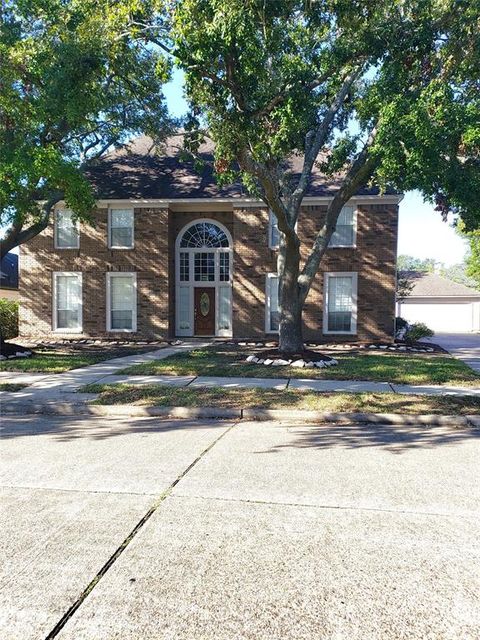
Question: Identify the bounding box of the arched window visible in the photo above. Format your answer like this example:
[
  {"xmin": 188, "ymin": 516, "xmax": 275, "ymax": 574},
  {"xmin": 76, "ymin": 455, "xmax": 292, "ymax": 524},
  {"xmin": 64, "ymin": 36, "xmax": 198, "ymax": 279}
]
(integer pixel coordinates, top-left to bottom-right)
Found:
[{"xmin": 180, "ymin": 222, "xmax": 229, "ymax": 248}]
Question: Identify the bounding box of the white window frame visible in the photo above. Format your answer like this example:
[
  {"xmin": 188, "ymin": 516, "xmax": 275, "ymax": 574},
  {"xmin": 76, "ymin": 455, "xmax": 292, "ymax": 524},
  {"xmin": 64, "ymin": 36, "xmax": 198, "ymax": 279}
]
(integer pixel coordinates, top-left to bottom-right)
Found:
[
  {"xmin": 106, "ymin": 272, "xmax": 137, "ymax": 332},
  {"xmin": 54, "ymin": 209, "xmax": 80, "ymax": 249},
  {"xmin": 52, "ymin": 271, "xmax": 83, "ymax": 333},
  {"xmin": 323, "ymin": 272, "xmax": 358, "ymax": 335},
  {"xmin": 265, "ymin": 272, "xmax": 280, "ymax": 333},
  {"xmin": 108, "ymin": 208, "xmax": 135, "ymax": 249},
  {"xmin": 268, "ymin": 210, "xmax": 280, "ymax": 249},
  {"xmin": 328, "ymin": 205, "xmax": 357, "ymax": 248}
]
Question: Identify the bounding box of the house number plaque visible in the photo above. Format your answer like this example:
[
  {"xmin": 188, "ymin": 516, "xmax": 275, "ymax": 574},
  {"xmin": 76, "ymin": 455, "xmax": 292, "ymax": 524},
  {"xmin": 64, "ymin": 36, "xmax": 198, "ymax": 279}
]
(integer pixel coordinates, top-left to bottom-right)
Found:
[{"xmin": 200, "ymin": 292, "xmax": 210, "ymax": 316}]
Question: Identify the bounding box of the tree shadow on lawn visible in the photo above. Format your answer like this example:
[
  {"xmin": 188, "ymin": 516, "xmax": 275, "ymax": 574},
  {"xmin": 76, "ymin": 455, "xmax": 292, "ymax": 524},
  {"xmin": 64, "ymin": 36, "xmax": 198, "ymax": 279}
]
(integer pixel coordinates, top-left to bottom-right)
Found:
[
  {"xmin": 263, "ymin": 420, "xmax": 480, "ymax": 455},
  {"xmin": 0, "ymin": 414, "xmax": 230, "ymax": 442}
]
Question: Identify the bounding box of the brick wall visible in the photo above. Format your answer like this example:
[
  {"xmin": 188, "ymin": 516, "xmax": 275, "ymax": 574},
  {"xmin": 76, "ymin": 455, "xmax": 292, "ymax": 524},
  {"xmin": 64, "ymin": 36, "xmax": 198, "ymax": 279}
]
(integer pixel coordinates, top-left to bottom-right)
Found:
[
  {"xmin": 19, "ymin": 201, "xmax": 398, "ymax": 342},
  {"xmin": 20, "ymin": 207, "xmax": 169, "ymax": 339}
]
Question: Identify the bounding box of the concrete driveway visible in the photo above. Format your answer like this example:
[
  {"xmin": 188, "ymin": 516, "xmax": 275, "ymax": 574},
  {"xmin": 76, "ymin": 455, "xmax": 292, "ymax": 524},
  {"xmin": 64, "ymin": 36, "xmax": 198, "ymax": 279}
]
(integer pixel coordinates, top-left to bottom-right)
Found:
[
  {"xmin": 424, "ymin": 332, "xmax": 480, "ymax": 373},
  {"xmin": 1, "ymin": 415, "xmax": 479, "ymax": 640}
]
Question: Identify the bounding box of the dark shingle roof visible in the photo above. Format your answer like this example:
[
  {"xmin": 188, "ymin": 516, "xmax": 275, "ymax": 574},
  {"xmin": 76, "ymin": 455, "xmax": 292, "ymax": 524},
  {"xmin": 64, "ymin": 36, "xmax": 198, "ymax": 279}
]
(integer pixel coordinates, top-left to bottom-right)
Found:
[
  {"xmin": 401, "ymin": 271, "xmax": 480, "ymax": 297},
  {"xmin": 84, "ymin": 135, "xmax": 393, "ymax": 200},
  {"xmin": 0, "ymin": 252, "xmax": 18, "ymax": 290}
]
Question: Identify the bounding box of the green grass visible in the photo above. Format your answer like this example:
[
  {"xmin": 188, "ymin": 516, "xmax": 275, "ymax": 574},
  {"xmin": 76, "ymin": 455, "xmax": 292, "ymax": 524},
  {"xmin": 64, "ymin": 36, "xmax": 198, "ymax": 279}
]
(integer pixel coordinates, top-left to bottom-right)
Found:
[
  {"xmin": 81, "ymin": 383, "xmax": 480, "ymax": 415},
  {"xmin": 0, "ymin": 345, "xmax": 159, "ymax": 373},
  {"xmin": 0, "ymin": 383, "xmax": 28, "ymax": 392},
  {"xmin": 120, "ymin": 346, "xmax": 480, "ymax": 387}
]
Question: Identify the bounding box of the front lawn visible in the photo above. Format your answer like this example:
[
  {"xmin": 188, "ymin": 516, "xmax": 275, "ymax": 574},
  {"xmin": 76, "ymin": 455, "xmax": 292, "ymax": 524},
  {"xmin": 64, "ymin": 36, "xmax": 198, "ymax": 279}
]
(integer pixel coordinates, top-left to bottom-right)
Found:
[
  {"xmin": 82, "ymin": 383, "xmax": 480, "ymax": 415},
  {"xmin": 120, "ymin": 346, "xmax": 480, "ymax": 387},
  {"xmin": 0, "ymin": 383, "xmax": 28, "ymax": 392},
  {"xmin": 0, "ymin": 344, "xmax": 160, "ymax": 374}
]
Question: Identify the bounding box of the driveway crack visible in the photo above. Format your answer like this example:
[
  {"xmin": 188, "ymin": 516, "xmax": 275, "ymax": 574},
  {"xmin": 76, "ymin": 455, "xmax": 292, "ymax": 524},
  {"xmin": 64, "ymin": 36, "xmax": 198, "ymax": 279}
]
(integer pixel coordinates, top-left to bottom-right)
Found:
[{"xmin": 43, "ymin": 420, "xmax": 239, "ymax": 640}]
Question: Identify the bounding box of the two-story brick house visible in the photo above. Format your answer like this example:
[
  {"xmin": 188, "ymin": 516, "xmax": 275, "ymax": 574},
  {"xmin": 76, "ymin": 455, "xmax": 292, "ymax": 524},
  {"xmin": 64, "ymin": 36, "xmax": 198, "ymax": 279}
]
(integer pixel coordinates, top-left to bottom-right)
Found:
[{"xmin": 19, "ymin": 136, "xmax": 400, "ymax": 342}]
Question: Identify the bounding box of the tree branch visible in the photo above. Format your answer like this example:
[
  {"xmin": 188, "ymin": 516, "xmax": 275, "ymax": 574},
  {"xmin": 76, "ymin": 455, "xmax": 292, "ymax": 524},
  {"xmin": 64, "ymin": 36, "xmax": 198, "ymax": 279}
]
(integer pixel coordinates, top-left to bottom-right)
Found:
[
  {"xmin": 288, "ymin": 68, "xmax": 362, "ymax": 217},
  {"xmin": 298, "ymin": 125, "xmax": 379, "ymax": 301}
]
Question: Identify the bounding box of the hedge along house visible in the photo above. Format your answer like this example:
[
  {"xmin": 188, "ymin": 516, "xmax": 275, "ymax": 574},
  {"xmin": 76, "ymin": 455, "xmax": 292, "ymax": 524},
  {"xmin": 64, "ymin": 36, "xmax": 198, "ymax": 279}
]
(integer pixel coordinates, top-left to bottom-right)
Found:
[{"xmin": 19, "ymin": 136, "xmax": 401, "ymax": 342}]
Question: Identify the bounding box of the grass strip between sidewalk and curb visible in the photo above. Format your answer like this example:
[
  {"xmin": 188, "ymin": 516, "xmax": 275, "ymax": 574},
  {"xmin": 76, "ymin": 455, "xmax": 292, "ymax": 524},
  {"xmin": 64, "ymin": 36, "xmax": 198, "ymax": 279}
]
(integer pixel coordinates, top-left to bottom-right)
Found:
[
  {"xmin": 81, "ymin": 383, "xmax": 480, "ymax": 416},
  {"xmin": 119, "ymin": 347, "xmax": 480, "ymax": 387},
  {"xmin": 0, "ymin": 383, "xmax": 28, "ymax": 392}
]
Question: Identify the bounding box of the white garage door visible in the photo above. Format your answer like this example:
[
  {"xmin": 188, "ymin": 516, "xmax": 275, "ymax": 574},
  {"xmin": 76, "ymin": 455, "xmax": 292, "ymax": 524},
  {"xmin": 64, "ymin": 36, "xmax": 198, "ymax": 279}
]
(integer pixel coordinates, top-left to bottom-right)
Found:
[{"xmin": 399, "ymin": 302, "xmax": 474, "ymax": 333}]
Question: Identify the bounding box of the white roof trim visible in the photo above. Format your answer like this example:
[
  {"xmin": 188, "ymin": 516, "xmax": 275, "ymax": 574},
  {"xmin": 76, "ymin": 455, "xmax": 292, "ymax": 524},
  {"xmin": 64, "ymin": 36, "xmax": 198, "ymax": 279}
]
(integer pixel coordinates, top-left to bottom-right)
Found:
[{"xmin": 54, "ymin": 194, "xmax": 402, "ymax": 210}]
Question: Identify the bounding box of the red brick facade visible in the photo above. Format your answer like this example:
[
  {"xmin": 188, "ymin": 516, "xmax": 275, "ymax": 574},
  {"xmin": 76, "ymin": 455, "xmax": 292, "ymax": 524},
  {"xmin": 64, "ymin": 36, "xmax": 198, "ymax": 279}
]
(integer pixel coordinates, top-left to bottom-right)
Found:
[{"xmin": 19, "ymin": 199, "xmax": 398, "ymax": 342}]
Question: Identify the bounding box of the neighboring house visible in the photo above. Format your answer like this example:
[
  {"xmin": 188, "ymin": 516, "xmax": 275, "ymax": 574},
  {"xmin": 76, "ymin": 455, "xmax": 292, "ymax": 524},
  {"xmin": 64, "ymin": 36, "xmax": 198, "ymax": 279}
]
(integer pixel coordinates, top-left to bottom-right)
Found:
[
  {"xmin": 19, "ymin": 136, "xmax": 400, "ymax": 342},
  {"xmin": 397, "ymin": 271, "xmax": 480, "ymax": 333},
  {"xmin": 0, "ymin": 252, "xmax": 19, "ymax": 301}
]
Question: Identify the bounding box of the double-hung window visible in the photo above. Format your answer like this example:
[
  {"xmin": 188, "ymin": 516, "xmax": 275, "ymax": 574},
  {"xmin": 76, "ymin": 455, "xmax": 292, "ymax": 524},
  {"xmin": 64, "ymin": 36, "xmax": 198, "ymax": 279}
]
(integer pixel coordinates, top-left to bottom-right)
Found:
[
  {"xmin": 329, "ymin": 205, "xmax": 356, "ymax": 248},
  {"xmin": 55, "ymin": 210, "xmax": 79, "ymax": 249},
  {"xmin": 265, "ymin": 273, "xmax": 280, "ymax": 332},
  {"xmin": 323, "ymin": 272, "xmax": 357, "ymax": 334},
  {"xmin": 53, "ymin": 272, "xmax": 82, "ymax": 331},
  {"xmin": 109, "ymin": 209, "xmax": 134, "ymax": 249},
  {"xmin": 268, "ymin": 210, "xmax": 280, "ymax": 249},
  {"xmin": 107, "ymin": 273, "xmax": 137, "ymax": 331}
]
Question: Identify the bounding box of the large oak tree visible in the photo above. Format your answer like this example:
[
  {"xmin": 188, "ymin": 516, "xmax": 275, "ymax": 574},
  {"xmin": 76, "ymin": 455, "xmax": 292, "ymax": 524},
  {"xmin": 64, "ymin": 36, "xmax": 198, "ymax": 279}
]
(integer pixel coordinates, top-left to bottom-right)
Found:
[
  {"xmin": 0, "ymin": 0, "xmax": 172, "ymax": 259},
  {"xmin": 170, "ymin": 0, "xmax": 480, "ymax": 353}
]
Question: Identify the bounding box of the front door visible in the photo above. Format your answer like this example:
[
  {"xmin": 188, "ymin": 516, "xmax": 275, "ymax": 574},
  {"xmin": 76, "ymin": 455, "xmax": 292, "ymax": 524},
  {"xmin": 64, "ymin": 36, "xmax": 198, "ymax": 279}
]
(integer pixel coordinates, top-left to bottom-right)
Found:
[{"xmin": 194, "ymin": 287, "xmax": 215, "ymax": 335}]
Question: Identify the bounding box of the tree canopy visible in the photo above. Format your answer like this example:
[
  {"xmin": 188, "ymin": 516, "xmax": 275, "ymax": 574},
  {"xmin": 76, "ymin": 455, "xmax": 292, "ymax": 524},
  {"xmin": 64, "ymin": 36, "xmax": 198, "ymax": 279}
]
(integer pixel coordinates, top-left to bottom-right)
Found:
[
  {"xmin": 0, "ymin": 0, "xmax": 172, "ymax": 258},
  {"xmin": 170, "ymin": 0, "xmax": 480, "ymax": 350}
]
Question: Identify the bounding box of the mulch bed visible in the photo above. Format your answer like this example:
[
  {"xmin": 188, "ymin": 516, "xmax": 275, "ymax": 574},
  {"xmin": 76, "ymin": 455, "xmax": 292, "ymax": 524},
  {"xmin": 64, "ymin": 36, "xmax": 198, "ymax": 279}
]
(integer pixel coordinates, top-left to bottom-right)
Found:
[{"xmin": 253, "ymin": 348, "xmax": 334, "ymax": 363}]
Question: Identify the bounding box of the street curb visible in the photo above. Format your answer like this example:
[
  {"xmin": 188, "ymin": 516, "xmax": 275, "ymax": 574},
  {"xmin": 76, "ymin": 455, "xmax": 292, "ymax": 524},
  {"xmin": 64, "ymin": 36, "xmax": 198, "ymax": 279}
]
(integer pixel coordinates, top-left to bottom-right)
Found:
[{"xmin": 2, "ymin": 401, "xmax": 478, "ymax": 427}]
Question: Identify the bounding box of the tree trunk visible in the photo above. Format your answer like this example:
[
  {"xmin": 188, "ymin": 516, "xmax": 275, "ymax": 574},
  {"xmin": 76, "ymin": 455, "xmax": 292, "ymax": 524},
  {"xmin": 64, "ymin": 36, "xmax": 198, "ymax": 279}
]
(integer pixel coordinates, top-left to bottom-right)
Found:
[{"xmin": 278, "ymin": 235, "xmax": 304, "ymax": 354}]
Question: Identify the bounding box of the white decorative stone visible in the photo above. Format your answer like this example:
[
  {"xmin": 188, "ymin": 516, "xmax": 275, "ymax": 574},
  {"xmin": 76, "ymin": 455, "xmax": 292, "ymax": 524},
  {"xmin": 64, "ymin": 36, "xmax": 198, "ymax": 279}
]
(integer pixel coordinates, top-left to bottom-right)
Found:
[
  {"xmin": 369, "ymin": 345, "xmax": 377, "ymax": 349},
  {"xmin": 257, "ymin": 359, "xmax": 265, "ymax": 364},
  {"xmin": 291, "ymin": 359, "xmax": 305, "ymax": 368},
  {"xmin": 379, "ymin": 345, "xmax": 388, "ymax": 350},
  {"xmin": 246, "ymin": 355, "xmax": 257, "ymax": 363},
  {"xmin": 239, "ymin": 342, "xmax": 247, "ymax": 346},
  {"xmin": 314, "ymin": 361, "xmax": 325, "ymax": 368},
  {"xmin": 272, "ymin": 358, "xmax": 289, "ymax": 366},
  {"xmin": 398, "ymin": 346, "xmax": 407, "ymax": 351},
  {"xmin": 330, "ymin": 359, "xmax": 338, "ymax": 365},
  {"xmin": 0, "ymin": 355, "xmax": 6, "ymax": 360},
  {"xmin": 15, "ymin": 352, "xmax": 29, "ymax": 357},
  {"xmin": 304, "ymin": 361, "xmax": 314, "ymax": 368},
  {"xmin": 263, "ymin": 359, "xmax": 273, "ymax": 365},
  {"xmin": 426, "ymin": 348, "xmax": 434, "ymax": 352}
]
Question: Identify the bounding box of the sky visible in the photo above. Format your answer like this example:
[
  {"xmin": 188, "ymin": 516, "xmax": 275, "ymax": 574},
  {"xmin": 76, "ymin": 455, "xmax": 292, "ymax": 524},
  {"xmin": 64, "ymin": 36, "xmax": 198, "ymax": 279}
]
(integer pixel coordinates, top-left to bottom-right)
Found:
[{"xmin": 163, "ymin": 69, "xmax": 468, "ymax": 268}]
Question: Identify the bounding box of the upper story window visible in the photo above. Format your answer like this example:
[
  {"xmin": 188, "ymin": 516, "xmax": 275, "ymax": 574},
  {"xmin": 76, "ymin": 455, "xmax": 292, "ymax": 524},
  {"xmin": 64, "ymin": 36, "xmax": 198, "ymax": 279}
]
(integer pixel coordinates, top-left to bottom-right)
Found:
[
  {"xmin": 109, "ymin": 209, "xmax": 134, "ymax": 249},
  {"xmin": 268, "ymin": 210, "xmax": 280, "ymax": 249},
  {"xmin": 53, "ymin": 272, "xmax": 82, "ymax": 332},
  {"xmin": 180, "ymin": 222, "xmax": 229, "ymax": 248},
  {"xmin": 329, "ymin": 205, "xmax": 356, "ymax": 248},
  {"xmin": 55, "ymin": 209, "xmax": 79, "ymax": 249},
  {"xmin": 323, "ymin": 272, "xmax": 358, "ymax": 334}
]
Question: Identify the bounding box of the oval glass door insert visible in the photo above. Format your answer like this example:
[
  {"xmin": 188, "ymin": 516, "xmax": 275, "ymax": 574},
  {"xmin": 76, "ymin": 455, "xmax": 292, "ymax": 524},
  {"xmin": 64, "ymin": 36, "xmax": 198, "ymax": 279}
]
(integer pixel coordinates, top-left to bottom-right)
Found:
[{"xmin": 200, "ymin": 292, "xmax": 210, "ymax": 316}]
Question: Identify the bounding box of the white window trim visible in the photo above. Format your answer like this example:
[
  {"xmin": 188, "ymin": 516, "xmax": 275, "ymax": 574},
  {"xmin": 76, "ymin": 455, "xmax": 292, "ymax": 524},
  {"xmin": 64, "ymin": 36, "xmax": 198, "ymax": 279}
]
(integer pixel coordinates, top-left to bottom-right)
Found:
[
  {"xmin": 323, "ymin": 271, "xmax": 358, "ymax": 335},
  {"xmin": 106, "ymin": 272, "xmax": 137, "ymax": 333},
  {"xmin": 54, "ymin": 209, "xmax": 80, "ymax": 250},
  {"xmin": 108, "ymin": 208, "xmax": 135, "ymax": 250},
  {"xmin": 328, "ymin": 206, "xmax": 358, "ymax": 249},
  {"xmin": 268, "ymin": 210, "xmax": 279, "ymax": 249},
  {"xmin": 52, "ymin": 271, "xmax": 83, "ymax": 333},
  {"xmin": 265, "ymin": 272, "xmax": 279, "ymax": 333},
  {"xmin": 174, "ymin": 219, "xmax": 233, "ymax": 338}
]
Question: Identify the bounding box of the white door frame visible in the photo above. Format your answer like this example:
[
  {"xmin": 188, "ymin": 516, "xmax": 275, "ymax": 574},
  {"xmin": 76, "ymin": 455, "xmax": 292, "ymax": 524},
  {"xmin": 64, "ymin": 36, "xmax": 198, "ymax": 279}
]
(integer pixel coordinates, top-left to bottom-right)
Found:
[{"xmin": 175, "ymin": 219, "xmax": 233, "ymax": 337}]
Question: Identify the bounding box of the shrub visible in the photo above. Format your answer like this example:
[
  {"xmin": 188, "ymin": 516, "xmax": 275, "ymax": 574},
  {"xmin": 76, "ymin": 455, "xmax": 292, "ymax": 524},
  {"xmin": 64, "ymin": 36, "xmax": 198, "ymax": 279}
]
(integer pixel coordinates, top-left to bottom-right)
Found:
[
  {"xmin": 0, "ymin": 299, "xmax": 19, "ymax": 340},
  {"xmin": 405, "ymin": 322, "xmax": 434, "ymax": 344}
]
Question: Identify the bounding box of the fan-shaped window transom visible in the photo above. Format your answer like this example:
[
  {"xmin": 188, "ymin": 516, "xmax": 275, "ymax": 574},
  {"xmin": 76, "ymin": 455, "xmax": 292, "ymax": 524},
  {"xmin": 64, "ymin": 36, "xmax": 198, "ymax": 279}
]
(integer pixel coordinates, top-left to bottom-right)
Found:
[{"xmin": 180, "ymin": 222, "xmax": 229, "ymax": 248}]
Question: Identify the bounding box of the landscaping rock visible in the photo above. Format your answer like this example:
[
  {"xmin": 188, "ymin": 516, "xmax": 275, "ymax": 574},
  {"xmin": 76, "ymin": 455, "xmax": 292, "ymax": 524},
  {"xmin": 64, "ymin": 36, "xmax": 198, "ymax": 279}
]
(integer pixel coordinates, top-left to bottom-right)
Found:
[
  {"xmin": 369, "ymin": 345, "xmax": 377, "ymax": 349},
  {"xmin": 0, "ymin": 355, "xmax": 6, "ymax": 361},
  {"xmin": 246, "ymin": 355, "xmax": 257, "ymax": 363},
  {"xmin": 314, "ymin": 361, "xmax": 325, "ymax": 368},
  {"xmin": 263, "ymin": 359, "xmax": 273, "ymax": 365},
  {"xmin": 291, "ymin": 359, "xmax": 305, "ymax": 368},
  {"xmin": 304, "ymin": 361, "xmax": 314, "ymax": 368}
]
